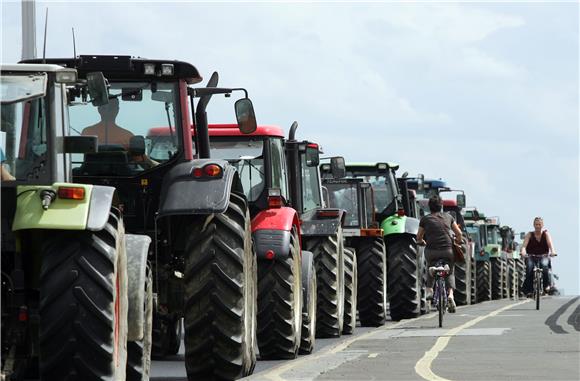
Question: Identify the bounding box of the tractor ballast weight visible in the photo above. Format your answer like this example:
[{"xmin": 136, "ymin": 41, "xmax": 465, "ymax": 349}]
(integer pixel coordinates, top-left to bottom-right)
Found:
[{"xmin": 21, "ymin": 55, "xmax": 259, "ymax": 380}]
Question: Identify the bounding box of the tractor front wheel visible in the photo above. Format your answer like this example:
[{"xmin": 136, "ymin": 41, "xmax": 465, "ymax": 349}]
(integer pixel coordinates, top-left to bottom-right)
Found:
[{"xmin": 386, "ymin": 235, "xmax": 420, "ymax": 321}]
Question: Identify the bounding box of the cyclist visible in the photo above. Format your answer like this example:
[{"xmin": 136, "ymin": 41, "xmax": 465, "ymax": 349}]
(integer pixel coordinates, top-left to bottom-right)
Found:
[
  {"xmin": 520, "ymin": 217, "xmax": 557, "ymax": 296},
  {"xmin": 417, "ymin": 195, "xmax": 463, "ymax": 313}
]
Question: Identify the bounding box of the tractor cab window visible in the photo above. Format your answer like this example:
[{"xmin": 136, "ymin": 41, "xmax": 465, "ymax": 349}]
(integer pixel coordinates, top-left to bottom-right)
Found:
[
  {"xmin": 1, "ymin": 73, "xmax": 49, "ymax": 182},
  {"xmin": 348, "ymin": 174, "xmax": 395, "ymax": 215},
  {"xmin": 466, "ymin": 225, "xmax": 481, "ymax": 252},
  {"xmin": 269, "ymin": 138, "xmax": 288, "ymax": 201},
  {"xmin": 209, "ymin": 138, "xmax": 265, "ymax": 202},
  {"xmin": 326, "ymin": 182, "xmax": 359, "ymax": 227},
  {"xmin": 68, "ymin": 81, "xmax": 180, "ymax": 177},
  {"xmin": 301, "ymin": 152, "xmax": 322, "ymax": 212},
  {"xmin": 486, "ymin": 226, "xmax": 500, "ymax": 245}
]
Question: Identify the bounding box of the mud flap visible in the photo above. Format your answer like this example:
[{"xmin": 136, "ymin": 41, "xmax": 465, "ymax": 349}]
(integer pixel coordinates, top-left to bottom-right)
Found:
[{"xmin": 126, "ymin": 234, "xmax": 152, "ymax": 341}]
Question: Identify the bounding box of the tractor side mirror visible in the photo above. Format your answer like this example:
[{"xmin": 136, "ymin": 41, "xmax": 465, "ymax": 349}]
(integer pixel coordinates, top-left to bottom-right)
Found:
[
  {"xmin": 456, "ymin": 194, "xmax": 466, "ymax": 208},
  {"xmin": 330, "ymin": 156, "xmax": 346, "ymax": 178},
  {"xmin": 86, "ymin": 72, "xmax": 109, "ymax": 107},
  {"xmin": 63, "ymin": 136, "xmax": 98, "ymax": 154},
  {"xmin": 305, "ymin": 144, "xmax": 320, "ymax": 167},
  {"xmin": 417, "ymin": 173, "xmax": 425, "ymax": 191},
  {"xmin": 235, "ymin": 98, "xmax": 257, "ymax": 134}
]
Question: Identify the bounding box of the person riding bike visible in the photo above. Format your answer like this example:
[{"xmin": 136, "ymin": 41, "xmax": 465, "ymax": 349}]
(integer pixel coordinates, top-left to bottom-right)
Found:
[
  {"xmin": 520, "ymin": 217, "xmax": 557, "ymax": 296},
  {"xmin": 417, "ymin": 195, "xmax": 463, "ymax": 313}
]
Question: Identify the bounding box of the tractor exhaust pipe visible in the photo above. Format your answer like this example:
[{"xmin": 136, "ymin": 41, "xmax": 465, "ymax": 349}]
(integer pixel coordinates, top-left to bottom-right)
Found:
[{"xmin": 289, "ymin": 121, "xmax": 298, "ymax": 141}]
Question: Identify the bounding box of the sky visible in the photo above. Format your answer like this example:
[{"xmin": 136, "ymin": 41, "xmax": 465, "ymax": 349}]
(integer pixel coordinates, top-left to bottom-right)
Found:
[{"xmin": 1, "ymin": 0, "xmax": 579, "ymax": 294}]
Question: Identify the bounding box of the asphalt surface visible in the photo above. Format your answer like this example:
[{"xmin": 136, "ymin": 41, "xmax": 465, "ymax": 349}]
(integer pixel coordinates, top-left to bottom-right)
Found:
[{"xmin": 151, "ymin": 296, "xmax": 580, "ymax": 381}]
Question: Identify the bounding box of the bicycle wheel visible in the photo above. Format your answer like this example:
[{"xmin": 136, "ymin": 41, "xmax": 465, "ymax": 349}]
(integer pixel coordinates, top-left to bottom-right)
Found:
[
  {"xmin": 438, "ymin": 280, "xmax": 444, "ymax": 328},
  {"xmin": 535, "ymin": 270, "xmax": 541, "ymax": 310}
]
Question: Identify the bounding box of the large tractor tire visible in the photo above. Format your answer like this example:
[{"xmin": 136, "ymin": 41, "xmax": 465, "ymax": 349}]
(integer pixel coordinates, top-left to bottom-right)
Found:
[
  {"xmin": 476, "ymin": 261, "xmax": 491, "ymax": 302},
  {"xmin": 127, "ymin": 266, "xmax": 153, "ymax": 381},
  {"xmin": 503, "ymin": 259, "xmax": 511, "ymax": 299},
  {"xmin": 491, "ymin": 258, "xmax": 503, "ymax": 300},
  {"xmin": 470, "ymin": 257, "xmax": 477, "ymax": 304},
  {"xmin": 516, "ymin": 258, "xmax": 526, "ymax": 297},
  {"xmin": 454, "ymin": 261, "xmax": 469, "ymax": 306},
  {"xmin": 355, "ymin": 238, "xmax": 387, "ymax": 326},
  {"xmin": 304, "ymin": 228, "xmax": 345, "ymax": 338},
  {"xmin": 39, "ymin": 211, "xmax": 128, "ymax": 381},
  {"xmin": 299, "ymin": 251, "xmax": 317, "ymax": 355},
  {"xmin": 342, "ymin": 247, "xmax": 358, "ymax": 335},
  {"xmin": 257, "ymin": 227, "xmax": 302, "ymax": 359},
  {"xmin": 386, "ymin": 235, "xmax": 420, "ymax": 321},
  {"xmin": 184, "ymin": 192, "xmax": 257, "ymax": 380},
  {"xmin": 420, "ymin": 254, "xmax": 429, "ymax": 315}
]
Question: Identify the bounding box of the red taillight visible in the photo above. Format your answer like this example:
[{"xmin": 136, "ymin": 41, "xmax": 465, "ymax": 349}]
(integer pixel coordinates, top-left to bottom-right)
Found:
[
  {"xmin": 18, "ymin": 306, "xmax": 28, "ymax": 322},
  {"xmin": 58, "ymin": 187, "xmax": 85, "ymax": 200},
  {"xmin": 192, "ymin": 168, "xmax": 204, "ymax": 178},
  {"xmin": 265, "ymin": 250, "xmax": 275, "ymax": 260},
  {"xmin": 317, "ymin": 210, "xmax": 340, "ymax": 218},
  {"xmin": 361, "ymin": 228, "xmax": 383, "ymax": 237},
  {"xmin": 397, "ymin": 208, "xmax": 405, "ymax": 217},
  {"xmin": 268, "ymin": 196, "xmax": 284, "ymax": 208},
  {"xmin": 307, "ymin": 143, "xmax": 318, "ymax": 150},
  {"xmin": 204, "ymin": 164, "xmax": 222, "ymax": 177}
]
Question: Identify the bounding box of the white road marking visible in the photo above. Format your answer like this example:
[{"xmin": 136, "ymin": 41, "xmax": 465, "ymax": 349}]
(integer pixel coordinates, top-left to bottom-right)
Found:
[
  {"xmin": 414, "ymin": 299, "xmax": 530, "ymax": 381},
  {"xmin": 368, "ymin": 353, "xmax": 379, "ymax": 358}
]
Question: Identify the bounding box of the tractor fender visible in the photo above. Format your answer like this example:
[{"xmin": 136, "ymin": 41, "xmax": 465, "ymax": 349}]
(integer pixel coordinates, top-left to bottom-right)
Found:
[
  {"xmin": 86, "ymin": 185, "xmax": 115, "ymax": 231},
  {"xmin": 300, "ymin": 208, "xmax": 345, "ymax": 237},
  {"xmin": 252, "ymin": 207, "xmax": 301, "ymax": 260},
  {"xmin": 12, "ymin": 183, "xmax": 114, "ymax": 231},
  {"xmin": 125, "ymin": 234, "xmax": 152, "ymax": 341},
  {"xmin": 381, "ymin": 215, "xmax": 420, "ymax": 237},
  {"xmin": 158, "ymin": 159, "xmax": 239, "ymax": 217}
]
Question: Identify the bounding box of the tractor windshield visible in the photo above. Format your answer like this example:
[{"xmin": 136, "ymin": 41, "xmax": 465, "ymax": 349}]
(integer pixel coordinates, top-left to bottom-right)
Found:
[
  {"xmin": 466, "ymin": 225, "xmax": 482, "ymax": 252},
  {"xmin": 209, "ymin": 138, "xmax": 265, "ymax": 202},
  {"xmin": 0, "ymin": 73, "xmax": 49, "ymax": 182},
  {"xmin": 68, "ymin": 81, "xmax": 180, "ymax": 176},
  {"xmin": 346, "ymin": 171, "xmax": 396, "ymax": 216},
  {"xmin": 486, "ymin": 225, "xmax": 500, "ymax": 245},
  {"xmin": 301, "ymin": 152, "xmax": 322, "ymax": 212},
  {"xmin": 325, "ymin": 182, "xmax": 360, "ymax": 227}
]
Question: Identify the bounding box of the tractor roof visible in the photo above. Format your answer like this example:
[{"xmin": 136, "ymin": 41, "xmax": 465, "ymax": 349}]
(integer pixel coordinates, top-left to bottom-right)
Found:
[
  {"xmin": 147, "ymin": 124, "xmax": 285, "ymax": 138},
  {"xmin": 346, "ymin": 162, "xmax": 400, "ymax": 171},
  {"xmin": 442, "ymin": 199, "xmax": 457, "ymax": 207},
  {"xmin": 21, "ymin": 55, "xmax": 202, "ymax": 84},
  {"xmin": 1, "ymin": 63, "xmax": 72, "ymax": 73},
  {"xmin": 206, "ymin": 124, "xmax": 285, "ymax": 138}
]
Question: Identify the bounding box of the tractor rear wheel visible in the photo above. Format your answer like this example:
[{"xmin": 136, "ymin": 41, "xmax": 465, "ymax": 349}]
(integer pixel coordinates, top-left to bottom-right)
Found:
[
  {"xmin": 386, "ymin": 235, "xmax": 420, "ymax": 321},
  {"xmin": 39, "ymin": 211, "xmax": 128, "ymax": 380},
  {"xmin": 184, "ymin": 192, "xmax": 257, "ymax": 380},
  {"xmin": 516, "ymin": 258, "xmax": 526, "ymax": 297},
  {"xmin": 491, "ymin": 258, "xmax": 503, "ymax": 300},
  {"xmin": 356, "ymin": 238, "xmax": 387, "ymax": 326},
  {"xmin": 454, "ymin": 262, "xmax": 469, "ymax": 306},
  {"xmin": 342, "ymin": 247, "xmax": 357, "ymax": 335},
  {"xmin": 127, "ymin": 266, "xmax": 153, "ymax": 381},
  {"xmin": 471, "ymin": 257, "xmax": 477, "ymax": 303},
  {"xmin": 257, "ymin": 227, "xmax": 302, "ymax": 359},
  {"xmin": 304, "ymin": 228, "xmax": 345, "ymax": 338},
  {"xmin": 299, "ymin": 251, "xmax": 317, "ymax": 355},
  {"xmin": 476, "ymin": 261, "xmax": 491, "ymax": 302},
  {"xmin": 420, "ymin": 254, "xmax": 429, "ymax": 314}
]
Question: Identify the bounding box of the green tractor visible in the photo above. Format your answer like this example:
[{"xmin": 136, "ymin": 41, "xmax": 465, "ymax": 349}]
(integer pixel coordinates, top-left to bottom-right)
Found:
[
  {"xmin": 501, "ymin": 226, "xmax": 522, "ymax": 299},
  {"xmin": 484, "ymin": 217, "xmax": 507, "ymax": 300},
  {"xmin": 344, "ymin": 163, "xmax": 423, "ymax": 321},
  {"xmin": 1, "ymin": 64, "xmax": 152, "ymax": 380},
  {"xmin": 321, "ymin": 171, "xmax": 388, "ymax": 327},
  {"xmin": 464, "ymin": 209, "xmax": 491, "ymax": 303}
]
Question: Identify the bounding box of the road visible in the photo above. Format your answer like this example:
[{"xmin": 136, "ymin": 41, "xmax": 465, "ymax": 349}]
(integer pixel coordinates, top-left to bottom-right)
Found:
[{"xmin": 151, "ymin": 296, "xmax": 580, "ymax": 381}]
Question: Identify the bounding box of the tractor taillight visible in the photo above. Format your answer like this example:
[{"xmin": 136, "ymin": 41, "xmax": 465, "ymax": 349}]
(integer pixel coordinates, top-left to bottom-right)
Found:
[
  {"xmin": 397, "ymin": 208, "xmax": 405, "ymax": 217},
  {"xmin": 265, "ymin": 250, "xmax": 275, "ymax": 260},
  {"xmin": 204, "ymin": 164, "xmax": 222, "ymax": 177},
  {"xmin": 268, "ymin": 188, "xmax": 283, "ymax": 208},
  {"xmin": 58, "ymin": 187, "xmax": 85, "ymax": 200},
  {"xmin": 317, "ymin": 210, "xmax": 340, "ymax": 218},
  {"xmin": 192, "ymin": 168, "xmax": 204, "ymax": 178},
  {"xmin": 18, "ymin": 306, "xmax": 28, "ymax": 322}
]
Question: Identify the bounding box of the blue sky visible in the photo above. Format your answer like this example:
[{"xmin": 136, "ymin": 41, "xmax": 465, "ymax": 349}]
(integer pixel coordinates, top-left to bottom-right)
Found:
[{"xmin": 2, "ymin": 1, "xmax": 578, "ymax": 294}]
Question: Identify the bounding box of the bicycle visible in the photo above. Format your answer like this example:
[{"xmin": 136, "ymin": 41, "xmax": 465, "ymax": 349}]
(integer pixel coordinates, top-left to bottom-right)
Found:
[
  {"xmin": 430, "ymin": 260, "xmax": 451, "ymax": 328},
  {"xmin": 527, "ymin": 253, "xmax": 556, "ymax": 310}
]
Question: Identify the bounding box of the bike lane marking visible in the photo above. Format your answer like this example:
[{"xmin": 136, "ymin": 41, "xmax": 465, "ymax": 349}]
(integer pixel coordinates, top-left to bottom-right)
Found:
[
  {"xmin": 251, "ymin": 310, "xmax": 441, "ymax": 381},
  {"xmin": 414, "ymin": 299, "xmax": 530, "ymax": 381}
]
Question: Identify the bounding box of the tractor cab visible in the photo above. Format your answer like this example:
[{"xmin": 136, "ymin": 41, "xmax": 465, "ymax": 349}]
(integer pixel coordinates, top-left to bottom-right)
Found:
[
  {"xmin": 203, "ymin": 124, "xmax": 288, "ymax": 216},
  {"xmin": 406, "ymin": 178, "xmax": 447, "ymax": 199}
]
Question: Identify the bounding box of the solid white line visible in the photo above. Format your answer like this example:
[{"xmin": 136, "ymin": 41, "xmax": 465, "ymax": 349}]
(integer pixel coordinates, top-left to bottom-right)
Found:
[
  {"xmin": 414, "ymin": 299, "xmax": 530, "ymax": 381},
  {"xmin": 368, "ymin": 353, "xmax": 379, "ymax": 358}
]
